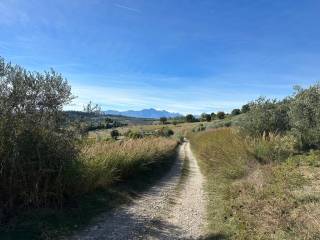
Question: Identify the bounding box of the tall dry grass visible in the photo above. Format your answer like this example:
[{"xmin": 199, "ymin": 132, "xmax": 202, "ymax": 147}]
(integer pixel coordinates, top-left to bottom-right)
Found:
[
  {"xmin": 189, "ymin": 128, "xmax": 252, "ymax": 238},
  {"xmin": 189, "ymin": 127, "xmax": 318, "ymax": 239},
  {"xmin": 78, "ymin": 137, "xmax": 178, "ymax": 193}
]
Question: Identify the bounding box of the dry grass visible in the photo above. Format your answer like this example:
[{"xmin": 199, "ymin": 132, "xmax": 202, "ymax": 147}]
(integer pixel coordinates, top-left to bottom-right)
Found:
[
  {"xmin": 0, "ymin": 136, "xmax": 178, "ymax": 239},
  {"xmin": 79, "ymin": 137, "xmax": 178, "ymax": 193},
  {"xmin": 189, "ymin": 128, "xmax": 320, "ymax": 239},
  {"xmin": 88, "ymin": 122, "xmax": 205, "ymax": 141}
]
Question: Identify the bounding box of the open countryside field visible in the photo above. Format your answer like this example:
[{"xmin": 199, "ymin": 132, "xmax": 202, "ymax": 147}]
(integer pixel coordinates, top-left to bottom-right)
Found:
[{"xmin": 2, "ymin": 1, "xmax": 320, "ymax": 239}]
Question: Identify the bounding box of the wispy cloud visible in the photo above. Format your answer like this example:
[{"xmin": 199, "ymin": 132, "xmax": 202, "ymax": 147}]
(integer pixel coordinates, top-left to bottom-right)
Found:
[
  {"xmin": 114, "ymin": 3, "xmax": 141, "ymax": 13},
  {"xmin": 65, "ymin": 74, "xmax": 254, "ymax": 114}
]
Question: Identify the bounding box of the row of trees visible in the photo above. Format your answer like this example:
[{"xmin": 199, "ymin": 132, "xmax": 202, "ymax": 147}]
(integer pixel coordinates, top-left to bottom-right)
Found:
[
  {"xmin": 155, "ymin": 104, "xmax": 252, "ymax": 125},
  {"xmin": 242, "ymin": 84, "xmax": 320, "ymax": 150},
  {"xmin": 186, "ymin": 105, "xmax": 249, "ymax": 123}
]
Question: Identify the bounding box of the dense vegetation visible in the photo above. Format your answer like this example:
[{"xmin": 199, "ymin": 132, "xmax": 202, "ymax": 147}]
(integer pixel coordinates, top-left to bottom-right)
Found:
[
  {"xmin": 0, "ymin": 58, "xmax": 77, "ymax": 217},
  {"xmin": 190, "ymin": 83, "xmax": 320, "ymax": 239},
  {"xmin": 0, "ymin": 57, "xmax": 179, "ymax": 238},
  {"xmin": 2, "ymin": 56, "xmax": 320, "ymax": 239},
  {"xmin": 243, "ymin": 84, "xmax": 320, "ymax": 150},
  {"xmin": 190, "ymin": 129, "xmax": 319, "ymax": 239}
]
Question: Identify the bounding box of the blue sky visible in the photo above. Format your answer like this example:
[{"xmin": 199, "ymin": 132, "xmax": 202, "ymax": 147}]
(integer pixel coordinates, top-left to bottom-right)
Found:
[{"xmin": 1, "ymin": 0, "xmax": 320, "ymax": 114}]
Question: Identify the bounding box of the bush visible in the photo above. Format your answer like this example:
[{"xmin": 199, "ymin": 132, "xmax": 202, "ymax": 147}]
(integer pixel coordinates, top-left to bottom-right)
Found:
[
  {"xmin": 242, "ymin": 97, "xmax": 290, "ymax": 136},
  {"xmin": 241, "ymin": 104, "xmax": 250, "ymax": 113},
  {"xmin": 224, "ymin": 121, "xmax": 232, "ymax": 127},
  {"xmin": 159, "ymin": 117, "xmax": 167, "ymax": 124},
  {"xmin": 231, "ymin": 109, "xmax": 241, "ymax": 116},
  {"xmin": 289, "ymin": 84, "xmax": 320, "ymax": 149},
  {"xmin": 210, "ymin": 112, "xmax": 216, "ymax": 120},
  {"xmin": 157, "ymin": 127, "xmax": 174, "ymax": 137},
  {"xmin": 185, "ymin": 114, "xmax": 196, "ymax": 122},
  {"xmin": 0, "ymin": 57, "xmax": 78, "ymax": 216},
  {"xmin": 110, "ymin": 129, "xmax": 120, "ymax": 139},
  {"xmin": 217, "ymin": 111, "xmax": 225, "ymax": 119},
  {"xmin": 201, "ymin": 113, "xmax": 211, "ymax": 122}
]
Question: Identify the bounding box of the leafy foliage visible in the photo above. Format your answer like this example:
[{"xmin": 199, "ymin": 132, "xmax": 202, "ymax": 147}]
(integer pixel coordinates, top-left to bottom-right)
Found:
[
  {"xmin": 217, "ymin": 111, "xmax": 225, "ymax": 119},
  {"xmin": 241, "ymin": 104, "xmax": 250, "ymax": 113},
  {"xmin": 185, "ymin": 114, "xmax": 196, "ymax": 122},
  {"xmin": 0, "ymin": 57, "xmax": 78, "ymax": 216},
  {"xmin": 242, "ymin": 97, "xmax": 290, "ymax": 136},
  {"xmin": 289, "ymin": 84, "xmax": 320, "ymax": 149},
  {"xmin": 231, "ymin": 108, "xmax": 241, "ymax": 116},
  {"xmin": 110, "ymin": 129, "xmax": 120, "ymax": 139},
  {"xmin": 159, "ymin": 117, "xmax": 167, "ymax": 124},
  {"xmin": 201, "ymin": 113, "xmax": 211, "ymax": 122}
]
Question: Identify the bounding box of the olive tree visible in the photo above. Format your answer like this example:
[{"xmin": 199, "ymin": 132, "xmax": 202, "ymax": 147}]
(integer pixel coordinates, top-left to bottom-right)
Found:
[
  {"xmin": 231, "ymin": 109, "xmax": 241, "ymax": 116},
  {"xmin": 159, "ymin": 117, "xmax": 167, "ymax": 124},
  {"xmin": 289, "ymin": 84, "xmax": 320, "ymax": 149},
  {"xmin": 0, "ymin": 57, "xmax": 78, "ymax": 214},
  {"xmin": 185, "ymin": 114, "xmax": 196, "ymax": 122},
  {"xmin": 217, "ymin": 111, "xmax": 225, "ymax": 119},
  {"xmin": 242, "ymin": 97, "xmax": 290, "ymax": 136}
]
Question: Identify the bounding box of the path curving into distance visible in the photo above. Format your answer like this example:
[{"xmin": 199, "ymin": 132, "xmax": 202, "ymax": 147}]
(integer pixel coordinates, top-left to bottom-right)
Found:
[{"xmin": 71, "ymin": 141, "xmax": 207, "ymax": 240}]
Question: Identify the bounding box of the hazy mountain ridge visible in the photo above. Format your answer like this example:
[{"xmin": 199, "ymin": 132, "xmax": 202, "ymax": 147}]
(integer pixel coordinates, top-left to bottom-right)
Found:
[{"xmin": 104, "ymin": 108, "xmax": 182, "ymax": 119}]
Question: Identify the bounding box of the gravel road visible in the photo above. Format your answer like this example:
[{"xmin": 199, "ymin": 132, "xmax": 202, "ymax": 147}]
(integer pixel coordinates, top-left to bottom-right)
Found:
[{"xmin": 71, "ymin": 141, "xmax": 207, "ymax": 240}]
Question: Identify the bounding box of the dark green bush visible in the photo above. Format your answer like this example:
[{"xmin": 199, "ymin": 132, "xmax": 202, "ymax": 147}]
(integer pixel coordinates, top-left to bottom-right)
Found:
[
  {"xmin": 289, "ymin": 84, "xmax": 320, "ymax": 149},
  {"xmin": 217, "ymin": 111, "xmax": 225, "ymax": 119},
  {"xmin": 110, "ymin": 129, "xmax": 120, "ymax": 139},
  {"xmin": 231, "ymin": 109, "xmax": 241, "ymax": 116},
  {"xmin": 185, "ymin": 114, "xmax": 196, "ymax": 122},
  {"xmin": 159, "ymin": 117, "xmax": 167, "ymax": 124},
  {"xmin": 210, "ymin": 112, "xmax": 216, "ymax": 120},
  {"xmin": 0, "ymin": 57, "xmax": 78, "ymax": 218},
  {"xmin": 201, "ymin": 113, "xmax": 211, "ymax": 122},
  {"xmin": 241, "ymin": 104, "xmax": 250, "ymax": 113},
  {"xmin": 242, "ymin": 97, "xmax": 290, "ymax": 136}
]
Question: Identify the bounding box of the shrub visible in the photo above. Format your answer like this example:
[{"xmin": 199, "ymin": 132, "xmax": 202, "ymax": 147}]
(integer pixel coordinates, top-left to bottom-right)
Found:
[
  {"xmin": 201, "ymin": 113, "xmax": 211, "ymax": 122},
  {"xmin": 185, "ymin": 114, "xmax": 196, "ymax": 122},
  {"xmin": 289, "ymin": 84, "xmax": 320, "ymax": 149},
  {"xmin": 217, "ymin": 111, "xmax": 225, "ymax": 119},
  {"xmin": 159, "ymin": 117, "xmax": 167, "ymax": 124},
  {"xmin": 224, "ymin": 121, "xmax": 232, "ymax": 127},
  {"xmin": 241, "ymin": 104, "xmax": 250, "ymax": 113},
  {"xmin": 0, "ymin": 57, "xmax": 78, "ymax": 216},
  {"xmin": 110, "ymin": 129, "xmax": 120, "ymax": 139},
  {"xmin": 157, "ymin": 127, "xmax": 174, "ymax": 137},
  {"xmin": 242, "ymin": 97, "xmax": 290, "ymax": 136},
  {"xmin": 231, "ymin": 109, "xmax": 241, "ymax": 116},
  {"xmin": 210, "ymin": 112, "xmax": 216, "ymax": 120}
]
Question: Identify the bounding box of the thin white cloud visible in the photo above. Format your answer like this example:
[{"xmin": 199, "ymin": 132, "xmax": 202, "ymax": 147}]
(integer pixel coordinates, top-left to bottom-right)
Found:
[
  {"xmin": 65, "ymin": 80, "xmax": 249, "ymax": 114},
  {"xmin": 114, "ymin": 3, "xmax": 141, "ymax": 13}
]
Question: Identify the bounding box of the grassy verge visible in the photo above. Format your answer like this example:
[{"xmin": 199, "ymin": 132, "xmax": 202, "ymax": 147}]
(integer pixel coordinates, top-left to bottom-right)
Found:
[
  {"xmin": 0, "ymin": 137, "xmax": 178, "ymax": 240},
  {"xmin": 189, "ymin": 128, "xmax": 320, "ymax": 239}
]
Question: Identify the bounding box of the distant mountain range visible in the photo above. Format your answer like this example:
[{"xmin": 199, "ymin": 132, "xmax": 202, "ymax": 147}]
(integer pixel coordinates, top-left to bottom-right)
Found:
[{"xmin": 103, "ymin": 108, "xmax": 183, "ymax": 119}]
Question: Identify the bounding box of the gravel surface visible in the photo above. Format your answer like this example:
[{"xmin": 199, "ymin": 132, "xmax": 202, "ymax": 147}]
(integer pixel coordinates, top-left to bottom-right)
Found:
[{"xmin": 70, "ymin": 141, "xmax": 207, "ymax": 240}]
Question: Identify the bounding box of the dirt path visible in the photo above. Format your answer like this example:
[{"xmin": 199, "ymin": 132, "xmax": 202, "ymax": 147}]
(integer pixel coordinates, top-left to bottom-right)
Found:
[{"xmin": 71, "ymin": 141, "xmax": 207, "ymax": 240}]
